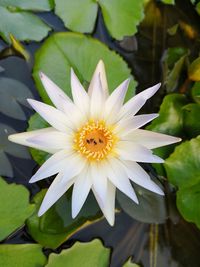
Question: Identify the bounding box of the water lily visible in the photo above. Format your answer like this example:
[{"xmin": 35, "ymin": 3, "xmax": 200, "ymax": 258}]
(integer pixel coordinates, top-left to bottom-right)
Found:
[{"xmin": 8, "ymin": 60, "xmax": 180, "ymax": 226}]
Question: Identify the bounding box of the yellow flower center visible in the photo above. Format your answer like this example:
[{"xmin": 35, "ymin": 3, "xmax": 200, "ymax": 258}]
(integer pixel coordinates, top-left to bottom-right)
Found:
[{"xmin": 74, "ymin": 120, "xmax": 117, "ymax": 161}]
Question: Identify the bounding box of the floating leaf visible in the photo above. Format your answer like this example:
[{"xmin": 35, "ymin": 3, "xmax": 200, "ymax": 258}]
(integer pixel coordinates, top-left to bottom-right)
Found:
[
  {"xmin": 33, "ymin": 32, "xmax": 136, "ymax": 105},
  {"xmin": 0, "ymin": 177, "xmax": 34, "ymax": 241},
  {"xmin": 191, "ymin": 82, "xmax": 200, "ymax": 104},
  {"xmin": 188, "ymin": 57, "xmax": 200, "ymax": 81},
  {"xmin": 161, "ymin": 0, "xmax": 175, "ymax": 5},
  {"xmin": 54, "ymin": 0, "xmax": 144, "ymax": 40},
  {"xmin": 27, "ymin": 189, "xmax": 102, "ymax": 249},
  {"xmin": 0, "ymin": 2, "xmax": 51, "ymax": 43},
  {"xmin": 0, "ymin": 244, "xmax": 46, "ymax": 267},
  {"xmin": 27, "ymin": 113, "xmax": 49, "ymax": 165},
  {"xmin": 0, "ymin": 124, "xmax": 30, "ymax": 177},
  {"xmin": 0, "ymin": 77, "xmax": 33, "ymax": 120},
  {"xmin": 0, "ymin": 0, "xmax": 53, "ymax": 11},
  {"xmin": 117, "ymin": 181, "xmax": 167, "ymax": 224},
  {"xmin": 10, "ymin": 34, "xmax": 30, "ymax": 61},
  {"xmin": 182, "ymin": 103, "xmax": 200, "ymax": 138},
  {"xmin": 45, "ymin": 239, "xmax": 110, "ymax": 267}
]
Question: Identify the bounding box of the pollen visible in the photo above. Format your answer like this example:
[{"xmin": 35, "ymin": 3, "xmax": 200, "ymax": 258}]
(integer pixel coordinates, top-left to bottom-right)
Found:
[{"xmin": 74, "ymin": 120, "xmax": 117, "ymax": 161}]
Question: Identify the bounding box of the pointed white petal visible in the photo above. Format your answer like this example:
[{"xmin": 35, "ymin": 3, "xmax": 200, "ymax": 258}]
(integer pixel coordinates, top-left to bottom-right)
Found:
[
  {"xmin": 88, "ymin": 60, "xmax": 109, "ymax": 98},
  {"xmin": 72, "ymin": 165, "xmax": 92, "ymax": 218},
  {"xmin": 92, "ymin": 180, "xmax": 116, "ymax": 226},
  {"xmin": 8, "ymin": 128, "xmax": 61, "ymax": 154},
  {"xmin": 38, "ymin": 173, "xmax": 75, "ymax": 216},
  {"xmin": 90, "ymin": 74, "xmax": 105, "ymax": 119},
  {"xmin": 122, "ymin": 129, "xmax": 181, "ymax": 149},
  {"xmin": 90, "ymin": 162, "xmax": 107, "ymax": 205},
  {"xmin": 27, "ymin": 130, "xmax": 71, "ymax": 150},
  {"xmin": 116, "ymin": 141, "xmax": 164, "ymax": 163},
  {"xmin": 122, "ymin": 160, "xmax": 164, "ymax": 195},
  {"xmin": 103, "ymin": 158, "xmax": 138, "ymax": 203},
  {"xmin": 29, "ymin": 150, "xmax": 73, "ymax": 183},
  {"xmin": 104, "ymin": 79, "xmax": 129, "ymax": 124},
  {"xmin": 114, "ymin": 114, "xmax": 159, "ymax": 136},
  {"xmin": 27, "ymin": 99, "xmax": 73, "ymax": 132},
  {"xmin": 39, "ymin": 72, "xmax": 72, "ymax": 111},
  {"xmin": 119, "ymin": 83, "xmax": 161, "ymax": 119},
  {"xmin": 71, "ymin": 68, "xmax": 90, "ymax": 115}
]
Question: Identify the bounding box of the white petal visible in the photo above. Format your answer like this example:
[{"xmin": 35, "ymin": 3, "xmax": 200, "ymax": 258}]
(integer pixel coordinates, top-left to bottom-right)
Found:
[
  {"xmin": 122, "ymin": 129, "xmax": 181, "ymax": 149},
  {"xmin": 27, "ymin": 99, "xmax": 73, "ymax": 132},
  {"xmin": 122, "ymin": 160, "xmax": 164, "ymax": 195},
  {"xmin": 72, "ymin": 165, "xmax": 92, "ymax": 218},
  {"xmin": 116, "ymin": 141, "xmax": 164, "ymax": 163},
  {"xmin": 119, "ymin": 83, "xmax": 161, "ymax": 119},
  {"xmin": 90, "ymin": 162, "xmax": 107, "ymax": 206},
  {"xmin": 114, "ymin": 114, "xmax": 159, "ymax": 136},
  {"xmin": 71, "ymin": 68, "xmax": 90, "ymax": 115},
  {"xmin": 29, "ymin": 150, "xmax": 73, "ymax": 183},
  {"xmin": 8, "ymin": 128, "xmax": 61, "ymax": 154},
  {"xmin": 103, "ymin": 158, "xmax": 138, "ymax": 203},
  {"xmin": 27, "ymin": 129, "xmax": 71, "ymax": 150},
  {"xmin": 90, "ymin": 74, "xmax": 105, "ymax": 119},
  {"xmin": 88, "ymin": 60, "xmax": 109, "ymax": 98},
  {"xmin": 39, "ymin": 72, "xmax": 72, "ymax": 111},
  {"xmin": 38, "ymin": 172, "xmax": 75, "ymax": 216},
  {"xmin": 104, "ymin": 79, "xmax": 129, "ymax": 124}
]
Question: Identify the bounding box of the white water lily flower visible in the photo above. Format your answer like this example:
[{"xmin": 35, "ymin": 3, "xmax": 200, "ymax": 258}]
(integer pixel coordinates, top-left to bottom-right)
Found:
[{"xmin": 8, "ymin": 60, "xmax": 180, "ymax": 226}]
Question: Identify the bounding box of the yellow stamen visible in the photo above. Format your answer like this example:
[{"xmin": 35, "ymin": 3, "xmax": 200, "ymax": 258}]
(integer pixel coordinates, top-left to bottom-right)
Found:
[{"xmin": 74, "ymin": 120, "xmax": 117, "ymax": 161}]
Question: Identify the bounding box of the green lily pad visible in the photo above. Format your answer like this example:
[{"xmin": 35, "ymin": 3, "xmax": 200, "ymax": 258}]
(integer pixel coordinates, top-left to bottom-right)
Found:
[
  {"xmin": 0, "ymin": 177, "xmax": 34, "ymax": 241},
  {"xmin": 164, "ymin": 136, "xmax": 200, "ymax": 188},
  {"xmin": 123, "ymin": 258, "xmax": 140, "ymax": 267},
  {"xmin": 188, "ymin": 57, "xmax": 200, "ymax": 81},
  {"xmin": 161, "ymin": 0, "xmax": 175, "ymax": 4},
  {"xmin": 0, "ymin": 244, "xmax": 46, "ymax": 267},
  {"xmin": 0, "ymin": 77, "xmax": 33, "ymax": 120},
  {"xmin": 45, "ymin": 239, "xmax": 110, "ymax": 267},
  {"xmin": 182, "ymin": 103, "xmax": 200, "ymax": 138},
  {"xmin": 0, "ymin": 2, "xmax": 51, "ymax": 43},
  {"xmin": 0, "ymin": 124, "xmax": 30, "ymax": 177},
  {"xmin": 27, "ymin": 189, "xmax": 102, "ymax": 249},
  {"xmin": 27, "ymin": 113, "xmax": 50, "ymax": 165},
  {"xmin": 0, "ymin": 0, "xmax": 53, "ymax": 11},
  {"xmin": 117, "ymin": 182, "xmax": 167, "ymax": 224},
  {"xmin": 33, "ymin": 32, "xmax": 136, "ymax": 105},
  {"xmin": 191, "ymin": 82, "xmax": 200, "ymax": 104},
  {"xmin": 54, "ymin": 0, "xmax": 144, "ymax": 40}
]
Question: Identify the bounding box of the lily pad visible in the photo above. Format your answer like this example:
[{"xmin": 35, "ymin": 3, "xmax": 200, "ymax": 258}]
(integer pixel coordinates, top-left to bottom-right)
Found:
[
  {"xmin": 0, "ymin": 177, "xmax": 34, "ymax": 241},
  {"xmin": 0, "ymin": 2, "xmax": 51, "ymax": 43},
  {"xmin": 0, "ymin": 0, "xmax": 53, "ymax": 11},
  {"xmin": 27, "ymin": 189, "xmax": 102, "ymax": 249},
  {"xmin": 0, "ymin": 124, "xmax": 30, "ymax": 177},
  {"xmin": 117, "ymin": 182, "xmax": 167, "ymax": 224},
  {"xmin": 54, "ymin": 0, "xmax": 144, "ymax": 40},
  {"xmin": 182, "ymin": 103, "xmax": 200, "ymax": 138},
  {"xmin": 33, "ymin": 32, "xmax": 136, "ymax": 105},
  {"xmin": 0, "ymin": 77, "xmax": 34, "ymax": 120},
  {"xmin": 45, "ymin": 239, "xmax": 110, "ymax": 267},
  {"xmin": 0, "ymin": 244, "xmax": 46, "ymax": 267}
]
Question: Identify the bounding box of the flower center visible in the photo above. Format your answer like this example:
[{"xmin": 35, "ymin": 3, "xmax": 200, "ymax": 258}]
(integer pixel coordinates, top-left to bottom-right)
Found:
[{"xmin": 74, "ymin": 121, "xmax": 117, "ymax": 161}]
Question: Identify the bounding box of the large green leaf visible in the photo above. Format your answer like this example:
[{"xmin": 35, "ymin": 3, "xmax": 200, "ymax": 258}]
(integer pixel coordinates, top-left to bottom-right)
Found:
[
  {"xmin": 0, "ymin": 124, "xmax": 30, "ymax": 177},
  {"xmin": 0, "ymin": 0, "xmax": 53, "ymax": 11},
  {"xmin": 45, "ymin": 239, "xmax": 110, "ymax": 267},
  {"xmin": 117, "ymin": 182, "xmax": 167, "ymax": 224},
  {"xmin": 164, "ymin": 136, "xmax": 200, "ymax": 188},
  {"xmin": 0, "ymin": 77, "xmax": 33, "ymax": 120},
  {"xmin": 27, "ymin": 113, "xmax": 49, "ymax": 165},
  {"xmin": 0, "ymin": 3, "xmax": 51, "ymax": 43},
  {"xmin": 0, "ymin": 244, "xmax": 46, "ymax": 267},
  {"xmin": 182, "ymin": 103, "xmax": 200, "ymax": 138},
  {"xmin": 0, "ymin": 177, "xmax": 34, "ymax": 241},
  {"xmin": 27, "ymin": 189, "xmax": 102, "ymax": 249},
  {"xmin": 54, "ymin": 0, "xmax": 144, "ymax": 40},
  {"xmin": 33, "ymin": 32, "xmax": 136, "ymax": 105}
]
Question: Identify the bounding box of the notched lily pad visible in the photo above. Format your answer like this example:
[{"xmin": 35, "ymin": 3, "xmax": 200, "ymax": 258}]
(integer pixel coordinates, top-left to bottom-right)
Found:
[
  {"xmin": 0, "ymin": 177, "xmax": 35, "ymax": 241},
  {"xmin": 27, "ymin": 189, "xmax": 102, "ymax": 249},
  {"xmin": 0, "ymin": 77, "xmax": 34, "ymax": 120},
  {"xmin": 0, "ymin": 244, "xmax": 46, "ymax": 267},
  {"xmin": 45, "ymin": 239, "xmax": 110, "ymax": 267},
  {"xmin": 0, "ymin": 124, "xmax": 30, "ymax": 177}
]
